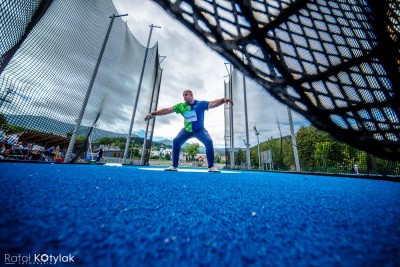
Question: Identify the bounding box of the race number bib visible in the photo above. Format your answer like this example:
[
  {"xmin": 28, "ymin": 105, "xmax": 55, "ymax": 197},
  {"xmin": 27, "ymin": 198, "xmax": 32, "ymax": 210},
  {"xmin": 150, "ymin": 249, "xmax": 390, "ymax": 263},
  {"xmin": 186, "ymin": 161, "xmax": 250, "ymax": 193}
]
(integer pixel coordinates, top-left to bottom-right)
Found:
[{"xmin": 184, "ymin": 110, "xmax": 197, "ymax": 122}]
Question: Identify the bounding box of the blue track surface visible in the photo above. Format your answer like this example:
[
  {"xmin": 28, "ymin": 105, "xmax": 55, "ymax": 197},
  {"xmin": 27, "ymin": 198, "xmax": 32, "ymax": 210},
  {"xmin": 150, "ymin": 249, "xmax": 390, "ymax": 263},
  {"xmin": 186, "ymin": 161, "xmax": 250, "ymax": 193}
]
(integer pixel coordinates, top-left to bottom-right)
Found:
[{"xmin": 1, "ymin": 162, "xmax": 400, "ymax": 266}]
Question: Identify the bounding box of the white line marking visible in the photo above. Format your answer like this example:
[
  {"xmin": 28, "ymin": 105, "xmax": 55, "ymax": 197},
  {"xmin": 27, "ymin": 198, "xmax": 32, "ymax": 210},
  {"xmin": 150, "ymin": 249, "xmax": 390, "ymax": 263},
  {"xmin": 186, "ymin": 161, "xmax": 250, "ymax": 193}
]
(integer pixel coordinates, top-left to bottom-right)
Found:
[
  {"xmin": 104, "ymin": 163, "xmax": 123, "ymax": 167},
  {"xmin": 138, "ymin": 167, "xmax": 241, "ymax": 174}
]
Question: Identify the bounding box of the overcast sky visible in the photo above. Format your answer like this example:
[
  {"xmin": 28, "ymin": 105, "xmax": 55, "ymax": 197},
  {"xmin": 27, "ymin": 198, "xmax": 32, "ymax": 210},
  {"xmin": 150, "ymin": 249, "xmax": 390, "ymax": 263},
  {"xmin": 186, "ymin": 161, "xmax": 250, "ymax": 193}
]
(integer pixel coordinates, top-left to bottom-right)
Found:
[
  {"xmin": 111, "ymin": 0, "xmax": 310, "ymax": 149},
  {"xmin": 112, "ymin": 0, "xmax": 231, "ymax": 147}
]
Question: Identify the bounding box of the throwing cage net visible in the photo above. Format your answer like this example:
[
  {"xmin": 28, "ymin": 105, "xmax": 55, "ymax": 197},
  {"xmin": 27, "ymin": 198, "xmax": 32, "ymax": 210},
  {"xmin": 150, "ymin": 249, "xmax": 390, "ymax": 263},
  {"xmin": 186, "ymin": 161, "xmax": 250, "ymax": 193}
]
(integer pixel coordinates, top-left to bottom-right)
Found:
[
  {"xmin": 224, "ymin": 64, "xmax": 307, "ymax": 171},
  {"xmin": 152, "ymin": 0, "xmax": 400, "ymax": 163},
  {"xmin": 0, "ymin": 0, "xmax": 162, "ymax": 163},
  {"xmin": 225, "ymin": 65, "xmax": 398, "ymax": 176}
]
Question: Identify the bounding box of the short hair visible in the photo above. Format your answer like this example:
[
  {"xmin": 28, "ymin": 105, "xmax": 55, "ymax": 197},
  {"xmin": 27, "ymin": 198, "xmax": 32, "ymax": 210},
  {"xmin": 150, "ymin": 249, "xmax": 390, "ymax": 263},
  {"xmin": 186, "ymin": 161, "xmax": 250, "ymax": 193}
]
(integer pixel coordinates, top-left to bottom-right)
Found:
[{"xmin": 183, "ymin": 89, "xmax": 193, "ymax": 96}]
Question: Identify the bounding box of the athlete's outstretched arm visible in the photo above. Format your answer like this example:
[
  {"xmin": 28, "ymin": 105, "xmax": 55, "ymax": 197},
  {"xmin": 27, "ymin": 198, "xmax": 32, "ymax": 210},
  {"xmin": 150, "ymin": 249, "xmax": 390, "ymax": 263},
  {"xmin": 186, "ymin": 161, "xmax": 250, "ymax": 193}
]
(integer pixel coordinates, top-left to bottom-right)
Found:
[
  {"xmin": 144, "ymin": 107, "xmax": 174, "ymax": 120},
  {"xmin": 208, "ymin": 98, "xmax": 233, "ymax": 109}
]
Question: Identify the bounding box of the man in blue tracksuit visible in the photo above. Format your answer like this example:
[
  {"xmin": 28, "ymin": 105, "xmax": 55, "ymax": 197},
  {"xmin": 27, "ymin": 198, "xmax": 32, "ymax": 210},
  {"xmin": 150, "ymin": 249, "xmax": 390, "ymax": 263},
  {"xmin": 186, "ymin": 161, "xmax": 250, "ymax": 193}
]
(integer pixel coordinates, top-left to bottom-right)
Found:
[{"xmin": 144, "ymin": 89, "xmax": 233, "ymax": 172}]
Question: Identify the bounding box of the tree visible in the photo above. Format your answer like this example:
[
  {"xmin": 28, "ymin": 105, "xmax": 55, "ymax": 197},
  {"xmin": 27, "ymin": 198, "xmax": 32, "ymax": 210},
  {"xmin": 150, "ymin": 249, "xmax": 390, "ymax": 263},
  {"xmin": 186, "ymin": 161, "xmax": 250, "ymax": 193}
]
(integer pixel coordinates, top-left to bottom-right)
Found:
[
  {"xmin": 0, "ymin": 114, "xmax": 7, "ymax": 128},
  {"xmin": 235, "ymin": 149, "xmax": 245, "ymax": 166},
  {"xmin": 314, "ymin": 142, "xmax": 330, "ymax": 169},
  {"xmin": 214, "ymin": 152, "xmax": 220, "ymax": 163},
  {"xmin": 165, "ymin": 153, "xmax": 171, "ymax": 161},
  {"xmin": 184, "ymin": 143, "xmax": 200, "ymax": 161},
  {"xmin": 132, "ymin": 148, "xmax": 140, "ymax": 157},
  {"xmin": 7, "ymin": 125, "xmax": 26, "ymax": 134},
  {"xmin": 76, "ymin": 135, "xmax": 87, "ymax": 141},
  {"xmin": 116, "ymin": 141, "xmax": 125, "ymax": 151},
  {"xmin": 250, "ymin": 148, "xmax": 259, "ymax": 167},
  {"xmin": 296, "ymin": 125, "xmax": 326, "ymax": 170},
  {"xmin": 296, "ymin": 125, "xmax": 360, "ymax": 172}
]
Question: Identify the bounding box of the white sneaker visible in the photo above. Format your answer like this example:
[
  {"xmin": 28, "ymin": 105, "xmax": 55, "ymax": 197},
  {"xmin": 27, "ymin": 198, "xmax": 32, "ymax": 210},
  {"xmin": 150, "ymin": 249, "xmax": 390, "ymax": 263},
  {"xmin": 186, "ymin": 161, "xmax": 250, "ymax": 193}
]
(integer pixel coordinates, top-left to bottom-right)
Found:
[
  {"xmin": 208, "ymin": 166, "xmax": 220, "ymax": 173},
  {"xmin": 164, "ymin": 166, "xmax": 178, "ymax": 171}
]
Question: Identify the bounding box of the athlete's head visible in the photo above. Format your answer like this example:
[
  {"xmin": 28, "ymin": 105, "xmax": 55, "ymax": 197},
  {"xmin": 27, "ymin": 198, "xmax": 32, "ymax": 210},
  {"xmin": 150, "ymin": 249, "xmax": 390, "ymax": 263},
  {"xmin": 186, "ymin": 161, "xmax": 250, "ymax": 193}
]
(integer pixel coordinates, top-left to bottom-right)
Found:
[{"xmin": 183, "ymin": 90, "xmax": 194, "ymax": 104}]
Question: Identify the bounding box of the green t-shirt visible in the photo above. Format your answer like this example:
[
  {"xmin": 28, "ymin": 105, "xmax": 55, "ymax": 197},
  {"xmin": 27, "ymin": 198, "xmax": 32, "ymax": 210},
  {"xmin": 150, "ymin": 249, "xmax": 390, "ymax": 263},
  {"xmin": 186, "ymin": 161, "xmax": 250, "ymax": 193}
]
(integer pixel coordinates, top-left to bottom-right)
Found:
[
  {"xmin": 173, "ymin": 100, "xmax": 209, "ymax": 132},
  {"xmin": 173, "ymin": 102, "xmax": 192, "ymax": 132}
]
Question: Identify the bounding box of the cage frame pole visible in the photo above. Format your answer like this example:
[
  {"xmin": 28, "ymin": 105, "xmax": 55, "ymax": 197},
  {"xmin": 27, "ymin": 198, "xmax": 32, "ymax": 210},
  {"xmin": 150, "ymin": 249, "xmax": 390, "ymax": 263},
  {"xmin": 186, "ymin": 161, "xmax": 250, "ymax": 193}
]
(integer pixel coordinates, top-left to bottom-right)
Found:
[
  {"xmin": 140, "ymin": 56, "xmax": 165, "ymax": 165},
  {"xmin": 229, "ymin": 64, "xmax": 235, "ymax": 169},
  {"xmin": 242, "ymin": 64, "xmax": 251, "ymax": 170},
  {"xmin": 65, "ymin": 13, "xmax": 127, "ymax": 163},
  {"xmin": 123, "ymin": 24, "xmax": 161, "ymax": 165}
]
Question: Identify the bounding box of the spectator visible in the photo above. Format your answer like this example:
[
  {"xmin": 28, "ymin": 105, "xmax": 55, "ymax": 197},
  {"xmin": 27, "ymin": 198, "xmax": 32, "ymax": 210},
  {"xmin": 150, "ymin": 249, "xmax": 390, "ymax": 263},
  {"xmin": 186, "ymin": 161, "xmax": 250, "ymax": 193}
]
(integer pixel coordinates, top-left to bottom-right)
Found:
[
  {"xmin": 354, "ymin": 162, "xmax": 359, "ymax": 175},
  {"xmin": 4, "ymin": 132, "xmax": 22, "ymax": 158},
  {"xmin": 95, "ymin": 145, "xmax": 104, "ymax": 162},
  {"xmin": 0, "ymin": 127, "xmax": 8, "ymax": 143},
  {"xmin": 45, "ymin": 146, "xmax": 55, "ymax": 161},
  {"xmin": 0, "ymin": 127, "xmax": 9, "ymax": 153}
]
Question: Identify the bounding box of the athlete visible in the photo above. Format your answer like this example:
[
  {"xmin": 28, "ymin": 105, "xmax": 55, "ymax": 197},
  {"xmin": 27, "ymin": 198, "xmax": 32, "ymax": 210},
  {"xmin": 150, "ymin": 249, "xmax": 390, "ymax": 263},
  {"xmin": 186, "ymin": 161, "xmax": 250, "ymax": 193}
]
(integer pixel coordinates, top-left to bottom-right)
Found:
[{"xmin": 144, "ymin": 89, "xmax": 233, "ymax": 172}]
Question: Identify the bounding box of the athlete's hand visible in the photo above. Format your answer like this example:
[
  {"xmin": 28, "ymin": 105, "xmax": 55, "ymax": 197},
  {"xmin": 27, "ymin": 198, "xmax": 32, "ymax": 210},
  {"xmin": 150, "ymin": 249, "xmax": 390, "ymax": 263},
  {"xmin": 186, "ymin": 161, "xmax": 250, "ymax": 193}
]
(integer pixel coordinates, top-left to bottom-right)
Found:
[
  {"xmin": 144, "ymin": 113, "xmax": 154, "ymax": 121},
  {"xmin": 224, "ymin": 98, "xmax": 233, "ymax": 105}
]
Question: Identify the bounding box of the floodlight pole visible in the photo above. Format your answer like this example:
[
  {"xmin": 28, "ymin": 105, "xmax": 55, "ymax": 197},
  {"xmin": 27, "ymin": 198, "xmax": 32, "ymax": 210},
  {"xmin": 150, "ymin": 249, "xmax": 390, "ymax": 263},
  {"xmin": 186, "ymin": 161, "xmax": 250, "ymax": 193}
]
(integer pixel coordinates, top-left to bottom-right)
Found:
[
  {"xmin": 243, "ymin": 139, "xmax": 251, "ymax": 168},
  {"xmin": 288, "ymin": 107, "xmax": 301, "ymax": 171},
  {"xmin": 242, "ymin": 55, "xmax": 251, "ymax": 170},
  {"xmin": 253, "ymin": 125, "xmax": 261, "ymax": 169},
  {"xmin": 123, "ymin": 24, "xmax": 161, "ymax": 165},
  {"xmin": 224, "ymin": 63, "xmax": 235, "ymax": 169},
  {"xmin": 229, "ymin": 63, "xmax": 235, "ymax": 169},
  {"xmin": 65, "ymin": 13, "xmax": 128, "ymax": 163}
]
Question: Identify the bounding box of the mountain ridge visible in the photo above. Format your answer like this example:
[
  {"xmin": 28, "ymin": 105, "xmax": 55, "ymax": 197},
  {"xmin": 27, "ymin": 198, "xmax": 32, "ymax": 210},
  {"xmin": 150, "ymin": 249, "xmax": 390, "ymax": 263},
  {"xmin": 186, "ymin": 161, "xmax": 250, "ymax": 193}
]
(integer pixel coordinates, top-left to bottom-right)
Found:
[{"xmin": 4, "ymin": 115, "xmax": 227, "ymax": 155}]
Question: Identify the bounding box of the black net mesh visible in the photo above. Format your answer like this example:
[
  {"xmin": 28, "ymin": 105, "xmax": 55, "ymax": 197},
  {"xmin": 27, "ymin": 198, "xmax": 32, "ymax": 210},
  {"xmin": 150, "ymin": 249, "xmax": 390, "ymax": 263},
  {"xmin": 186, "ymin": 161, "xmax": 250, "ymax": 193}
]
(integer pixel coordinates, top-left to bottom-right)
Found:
[
  {"xmin": 152, "ymin": 0, "xmax": 400, "ymax": 161},
  {"xmin": 0, "ymin": 0, "xmax": 53, "ymax": 73},
  {"xmin": 225, "ymin": 65, "xmax": 398, "ymax": 176},
  {"xmin": 0, "ymin": 0, "xmax": 161, "ymax": 163},
  {"xmin": 224, "ymin": 65, "xmax": 308, "ymax": 170}
]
